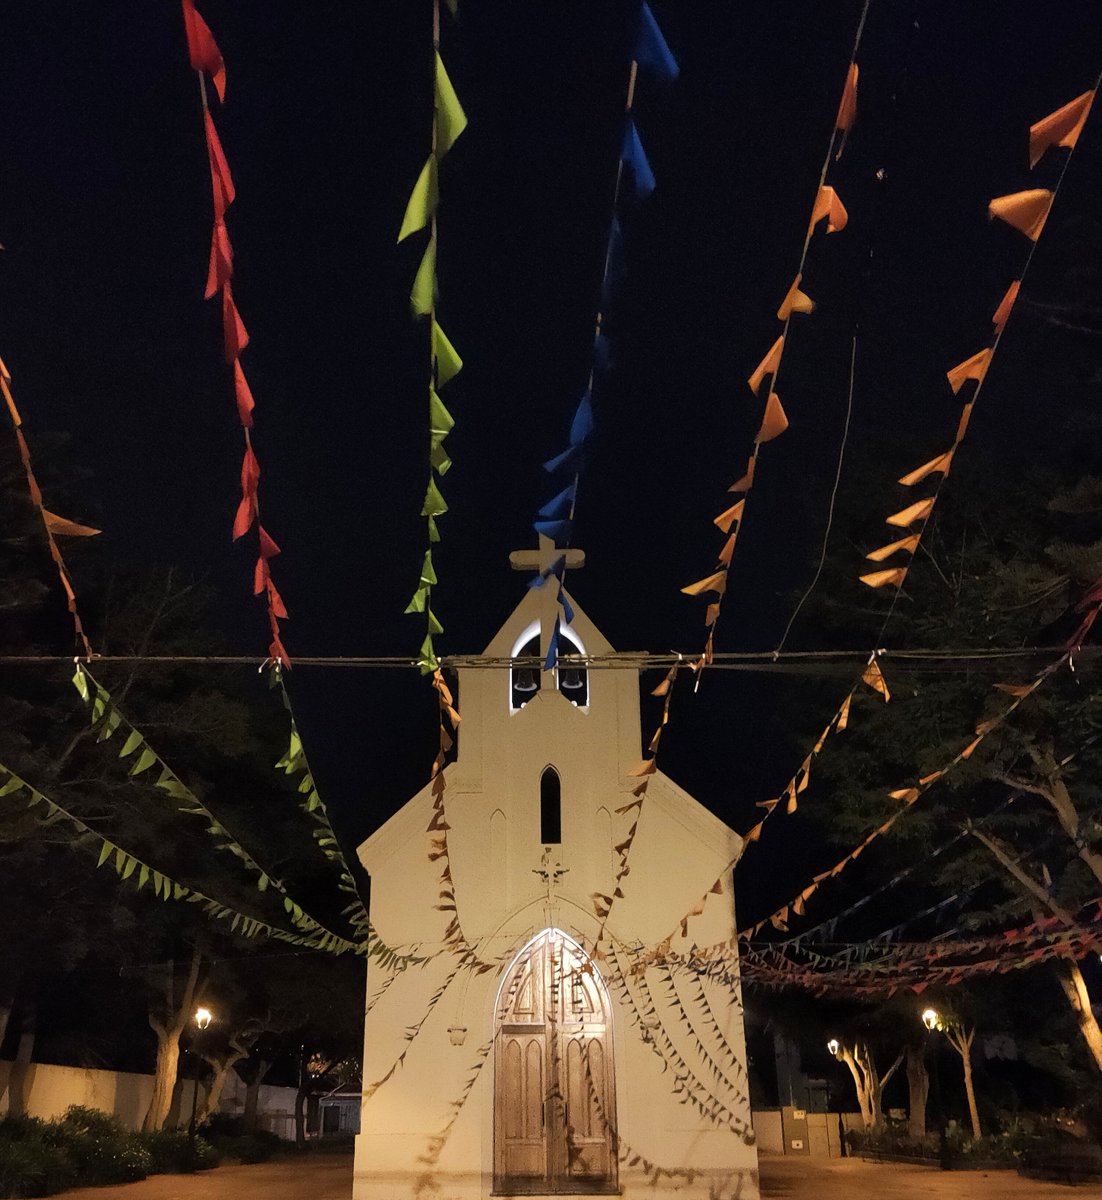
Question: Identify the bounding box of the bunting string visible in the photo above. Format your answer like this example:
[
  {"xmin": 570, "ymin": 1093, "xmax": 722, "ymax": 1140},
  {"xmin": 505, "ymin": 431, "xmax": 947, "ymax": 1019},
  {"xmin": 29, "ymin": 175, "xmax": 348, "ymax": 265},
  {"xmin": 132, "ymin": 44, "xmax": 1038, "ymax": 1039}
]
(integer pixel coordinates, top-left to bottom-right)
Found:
[
  {"xmin": 400, "ymin": 0, "xmax": 467, "ymax": 676},
  {"xmin": 1, "ymin": 353, "xmax": 99, "ymax": 657},
  {"xmin": 534, "ymin": 4, "xmax": 678, "ymax": 670},
  {"xmin": 181, "ymin": 0, "xmax": 290, "ymax": 666},
  {"xmin": 680, "ymin": 3, "xmax": 870, "ymax": 678}
]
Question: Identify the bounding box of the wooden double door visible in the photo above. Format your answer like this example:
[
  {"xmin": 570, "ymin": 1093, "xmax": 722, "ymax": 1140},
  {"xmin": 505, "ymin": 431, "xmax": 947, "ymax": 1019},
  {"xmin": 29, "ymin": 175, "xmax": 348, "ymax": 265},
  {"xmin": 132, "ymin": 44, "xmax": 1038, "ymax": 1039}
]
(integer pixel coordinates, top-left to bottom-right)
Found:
[{"xmin": 494, "ymin": 929, "xmax": 617, "ymax": 1194}]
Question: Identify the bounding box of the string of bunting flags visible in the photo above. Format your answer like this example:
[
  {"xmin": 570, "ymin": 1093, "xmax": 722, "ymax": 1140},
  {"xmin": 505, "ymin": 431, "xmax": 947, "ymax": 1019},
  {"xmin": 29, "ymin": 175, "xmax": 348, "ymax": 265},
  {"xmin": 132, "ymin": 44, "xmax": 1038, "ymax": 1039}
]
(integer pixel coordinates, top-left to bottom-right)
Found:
[
  {"xmin": 399, "ymin": 0, "xmax": 467, "ymax": 676},
  {"xmin": 181, "ymin": 0, "xmax": 291, "ymax": 667},
  {"xmin": 532, "ymin": 3, "xmax": 678, "ymax": 670},
  {"xmin": 680, "ymin": 6, "xmax": 869, "ymax": 674},
  {"xmin": 1, "ymin": 353, "xmax": 100, "ymax": 657},
  {"xmin": 858, "ymin": 84, "xmax": 1099, "ymax": 601}
]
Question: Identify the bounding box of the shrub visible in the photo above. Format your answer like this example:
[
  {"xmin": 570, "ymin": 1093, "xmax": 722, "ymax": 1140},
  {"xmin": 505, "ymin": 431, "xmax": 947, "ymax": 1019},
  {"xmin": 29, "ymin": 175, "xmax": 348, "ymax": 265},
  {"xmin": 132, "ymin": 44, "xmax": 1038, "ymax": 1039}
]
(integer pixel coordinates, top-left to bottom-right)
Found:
[
  {"xmin": 43, "ymin": 1107, "xmax": 150, "ymax": 1186},
  {"xmin": 140, "ymin": 1129, "xmax": 219, "ymax": 1174},
  {"xmin": 0, "ymin": 1117, "xmax": 77, "ymax": 1199}
]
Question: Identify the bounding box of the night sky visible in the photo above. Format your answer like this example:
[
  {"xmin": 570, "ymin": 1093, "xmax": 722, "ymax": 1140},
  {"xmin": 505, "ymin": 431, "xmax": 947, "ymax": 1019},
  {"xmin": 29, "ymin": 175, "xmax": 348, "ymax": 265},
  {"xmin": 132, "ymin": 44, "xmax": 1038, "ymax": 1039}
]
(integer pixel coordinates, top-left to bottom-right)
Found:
[{"xmin": 2, "ymin": 2, "xmax": 1101, "ymax": 925}]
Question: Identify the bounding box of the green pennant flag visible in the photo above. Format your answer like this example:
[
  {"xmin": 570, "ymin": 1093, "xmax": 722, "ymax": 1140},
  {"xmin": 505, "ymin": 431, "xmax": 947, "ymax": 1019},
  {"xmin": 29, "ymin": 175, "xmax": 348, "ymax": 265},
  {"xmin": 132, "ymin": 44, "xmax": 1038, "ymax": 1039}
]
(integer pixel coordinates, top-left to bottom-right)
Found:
[
  {"xmin": 421, "ymin": 477, "xmax": 448, "ymax": 518},
  {"xmin": 410, "ymin": 234, "xmax": 437, "ymax": 317},
  {"xmin": 432, "ymin": 320, "xmax": 462, "ymax": 386},
  {"xmin": 429, "ymin": 388, "xmax": 454, "ymax": 445},
  {"xmin": 427, "ymin": 609, "xmax": 444, "ymax": 636},
  {"xmin": 430, "ymin": 444, "xmax": 452, "ymax": 475},
  {"xmin": 398, "ymin": 156, "xmax": 438, "ymax": 241},
  {"xmin": 129, "ymin": 747, "xmax": 157, "ymax": 777},
  {"xmin": 0, "ymin": 775, "xmax": 22, "ymax": 797},
  {"xmin": 419, "ymin": 550, "xmax": 438, "ymax": 587},
  {"xmin": 72, "ymin": 666, "xmax": 89, "ymax": 702},
  {"xmin": 418, "ymin": 633, "xmax": 439, "ymax": 675},
  {"xmin": 434, "ymin": 52, "xmax": 467, "ymax": 157},
  {"xmin": 119, "ymin": 730, "xmax": 142, "ymax": 758},
  {"xmin": 97, "ymin": 839, "xmax": 114, "ymax": 868},
  {"xmin": 427, "ymin": 515, "xmax": 441, "ymax": 544},
  {"xmin": 405, "ymin": 585, "xmax": 428, "ymax": 614}
]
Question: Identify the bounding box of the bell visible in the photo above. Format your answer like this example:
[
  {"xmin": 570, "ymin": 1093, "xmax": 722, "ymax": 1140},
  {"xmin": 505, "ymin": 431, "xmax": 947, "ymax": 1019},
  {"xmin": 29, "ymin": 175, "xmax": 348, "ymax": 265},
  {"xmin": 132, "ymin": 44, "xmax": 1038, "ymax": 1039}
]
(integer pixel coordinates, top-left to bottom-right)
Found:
[
  {"xmin": 560, "ymin": 667, "xmax": 584, "ymax": 690},
  {"xmin": 514, "ymin": 669, "xmax": 538, "ymax": 693}
]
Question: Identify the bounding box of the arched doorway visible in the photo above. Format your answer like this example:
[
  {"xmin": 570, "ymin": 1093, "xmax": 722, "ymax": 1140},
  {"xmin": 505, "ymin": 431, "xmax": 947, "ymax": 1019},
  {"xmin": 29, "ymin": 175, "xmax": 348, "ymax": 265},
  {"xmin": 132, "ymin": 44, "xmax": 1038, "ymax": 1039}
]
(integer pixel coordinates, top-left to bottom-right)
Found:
[{"xmin": 494, "ymin": 928, "xmax": 617, "ymax": 1194}]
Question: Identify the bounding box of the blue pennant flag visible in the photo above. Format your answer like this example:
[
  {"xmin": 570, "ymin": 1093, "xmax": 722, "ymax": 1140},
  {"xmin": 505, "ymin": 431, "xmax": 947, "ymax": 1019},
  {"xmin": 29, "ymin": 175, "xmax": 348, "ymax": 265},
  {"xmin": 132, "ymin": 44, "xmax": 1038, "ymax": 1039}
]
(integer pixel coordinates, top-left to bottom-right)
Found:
[
  {"xmin": 544, "ymin": 444, "xmax": 579, "ymax": 474},
  {"xmin": 544, "ymin": 617, "xmax": 561, "ymax": 671},
  {"xmin": 621, "ymin": 118, "xmax": 656, "ymax": 198},
  {"xmin": 538, "ymin": 482, "xmax": 576, "ymax": 520},
  {"xmin": 569, "ymin": 392, "xmax": 594, "ymax": 445},
  {"xmin": 526, "ymin": 554, "xmax": 566, "ymax": 589},
  {"xmin": 636, "ymin": 3, "xmax": 679, "ymax": 82},
  {"xmin": 600, "ymin": 215, "xmax": 626, "ymax": 311},
  {"xmin": 559, "ymin": 589, "xmax": 575, "ymax": 625},
  {"xmin": 534, "ymin": 518, "xmax": 572, "ymax": 544}
]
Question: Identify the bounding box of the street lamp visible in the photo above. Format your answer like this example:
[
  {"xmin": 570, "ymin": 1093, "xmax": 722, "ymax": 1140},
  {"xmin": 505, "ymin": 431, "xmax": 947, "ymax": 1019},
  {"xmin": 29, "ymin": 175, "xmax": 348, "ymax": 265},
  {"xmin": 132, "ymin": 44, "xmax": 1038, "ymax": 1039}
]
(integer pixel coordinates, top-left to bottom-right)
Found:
[
  {"xmin": 921, "ymin": 1008, "xmax": 939, "ymax": 1032},
  {"xmin": 188, "ymin": 1006, "xmax": 214, "ymax": 1164},
  {"xmin": 827, "ymin": 1038, "xmax": 840, "ymax": 1058},
  {"xmin": 920, "ymin": 1007, "xmax": 950, "ymax": 1169},
  {"xmin": 825, "ymin": 1040, "xmax": 846, "ymax": 1156}
]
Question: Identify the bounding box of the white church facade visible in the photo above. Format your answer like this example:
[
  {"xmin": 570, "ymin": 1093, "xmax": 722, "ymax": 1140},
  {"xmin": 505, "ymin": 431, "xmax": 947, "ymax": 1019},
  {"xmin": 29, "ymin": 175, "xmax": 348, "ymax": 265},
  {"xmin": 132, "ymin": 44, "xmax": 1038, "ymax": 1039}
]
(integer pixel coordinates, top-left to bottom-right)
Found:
[{"xmin": 355, "ymin": 551, "xmax": 758, "ymax": 1199}]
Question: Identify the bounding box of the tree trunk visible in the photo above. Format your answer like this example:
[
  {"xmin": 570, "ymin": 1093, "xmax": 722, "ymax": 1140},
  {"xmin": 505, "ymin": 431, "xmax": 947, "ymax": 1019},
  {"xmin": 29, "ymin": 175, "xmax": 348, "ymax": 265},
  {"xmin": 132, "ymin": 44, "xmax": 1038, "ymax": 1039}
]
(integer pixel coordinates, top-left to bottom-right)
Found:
[
  {"xmin": 839, "ymin": 1040, "xmax": 901, "ymax": 1132},
  {"xmin": 244, "ymin": 1059, "xmax": 272, "ymax": 1132},
  {"xmin": 905, "ymin": 1045, "xmax": 929, "ymax": 1141},
  {"xmin": 295, "ymin": 1085, "xmax": 309, "ymax": 1148},
  {"xmin": 144, "ymin": 1033, "xmax": 183, "ymax": 1132},
  {"xmin": 196, "ymin": 1060, "xmax": 231, "ymax": 1126},
  {"xmin": 0, "ymin": 1000, "xmax": 12, "ymax": 1052},
  {"xmin": 9, "ymin": 1000, "xmax": 37, "ymax": 1117},
  {"xmin": 142, "ymin": 948, "xmax": 203, "ymax": 1133},
  {"xmin": 1055, "ymin": 959, "xmax": 1102, "ymax": 1072},
  {"xmin": 961, "ymin": 1045, "xmax": 981, "ymax": 1141}
]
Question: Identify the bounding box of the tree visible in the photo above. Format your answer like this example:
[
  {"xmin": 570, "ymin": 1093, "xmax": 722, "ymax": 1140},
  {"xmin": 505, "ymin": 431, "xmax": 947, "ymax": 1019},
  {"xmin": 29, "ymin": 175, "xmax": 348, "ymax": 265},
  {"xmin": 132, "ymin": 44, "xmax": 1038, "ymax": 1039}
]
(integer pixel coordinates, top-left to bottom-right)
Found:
[{"xmin": 835, "ymin": 1038, "xmax": 903, "ymax": 1132}]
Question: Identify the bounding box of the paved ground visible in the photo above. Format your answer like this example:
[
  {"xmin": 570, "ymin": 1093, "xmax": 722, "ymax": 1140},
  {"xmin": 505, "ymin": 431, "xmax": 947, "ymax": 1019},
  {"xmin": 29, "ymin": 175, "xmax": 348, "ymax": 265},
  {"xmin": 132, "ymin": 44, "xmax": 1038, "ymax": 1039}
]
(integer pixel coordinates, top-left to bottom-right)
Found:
[
  {"xmin": 50, "ymin": 1150, "xmax": 1102, "ymax": 1198},
  {"xmin": 760, "ymin": 1153, "xmax": 1102, "ymax": 1198}
]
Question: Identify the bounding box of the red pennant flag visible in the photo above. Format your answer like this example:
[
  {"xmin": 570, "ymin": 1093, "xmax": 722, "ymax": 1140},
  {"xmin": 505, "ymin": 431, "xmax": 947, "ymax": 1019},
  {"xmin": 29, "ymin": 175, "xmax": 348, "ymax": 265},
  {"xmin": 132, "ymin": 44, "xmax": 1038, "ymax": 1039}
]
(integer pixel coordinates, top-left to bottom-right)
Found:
[
  {"xmin": 182, "ymin": 0, "xmax": 226, "ymax": 102},
  {"xmin": 257, "ymin": 525, "xmax": 281, "ymax": 559},
  {"xmin": 205, "ymin": 218, "xmax": 234, "ymax": 299},
  {"xmin": 222, "ymin": 286, "xmax": 249, "ymax": 363},
  {"xmin": 233, "ymin": 361, "xmax": 255, "ymax": 427},
  {"xmin": 232, "ymin": 445, "xmax": 260, "ymax": 539},
  {"xmin": 204, "ymin": 111, "xmax": 235, "ymax": 219},
  {"xmin": 265, "ymin": 578, "xmax": 289, "ymax": 620}
]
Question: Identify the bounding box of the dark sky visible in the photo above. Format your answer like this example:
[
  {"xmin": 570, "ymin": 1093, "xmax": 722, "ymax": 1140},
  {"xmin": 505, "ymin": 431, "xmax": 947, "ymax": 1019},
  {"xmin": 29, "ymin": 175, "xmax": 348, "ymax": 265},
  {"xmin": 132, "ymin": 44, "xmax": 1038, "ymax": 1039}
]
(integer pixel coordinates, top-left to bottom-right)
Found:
[{"xmin": 2, "ymin": 2, "xmax": 1101, "ymax": 923}]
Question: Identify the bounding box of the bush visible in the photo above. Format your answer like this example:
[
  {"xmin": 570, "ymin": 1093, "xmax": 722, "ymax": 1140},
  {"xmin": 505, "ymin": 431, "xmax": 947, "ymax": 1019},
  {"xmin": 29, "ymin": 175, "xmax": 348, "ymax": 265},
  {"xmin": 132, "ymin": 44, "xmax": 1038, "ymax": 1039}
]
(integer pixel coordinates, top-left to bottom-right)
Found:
[
  {"xmin": 208, "ymin": 1129, "xmax": 282, "ymax": 1164},
  {"xmin": 0, "ymin": 1118, "xmax": 78, "ymax": 1199},
  {"xmin": 140, "ymin": 1129, "xmax": 219, "ymax": 1174},
  {"xmin": 43, "ymin": 1107, "xmax": 150, "ymax": 1187}
]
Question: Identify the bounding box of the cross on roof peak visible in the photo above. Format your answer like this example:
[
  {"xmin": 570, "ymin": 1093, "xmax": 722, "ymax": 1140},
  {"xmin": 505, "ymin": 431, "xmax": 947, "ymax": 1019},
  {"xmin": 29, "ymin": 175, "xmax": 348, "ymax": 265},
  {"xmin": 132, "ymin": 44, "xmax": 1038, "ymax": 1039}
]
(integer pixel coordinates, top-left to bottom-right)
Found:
[{"xmin": 509, "ymin": 534, "xmax": 585, "ymax": 576}]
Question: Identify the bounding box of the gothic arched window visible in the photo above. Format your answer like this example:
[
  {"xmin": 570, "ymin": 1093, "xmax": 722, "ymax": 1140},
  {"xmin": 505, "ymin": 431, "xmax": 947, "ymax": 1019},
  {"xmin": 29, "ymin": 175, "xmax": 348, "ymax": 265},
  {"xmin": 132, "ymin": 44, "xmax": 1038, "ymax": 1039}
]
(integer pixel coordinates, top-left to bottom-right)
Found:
[{"xmin": 540, "ymin": 767, "xmax": 561, "ymax": 845}]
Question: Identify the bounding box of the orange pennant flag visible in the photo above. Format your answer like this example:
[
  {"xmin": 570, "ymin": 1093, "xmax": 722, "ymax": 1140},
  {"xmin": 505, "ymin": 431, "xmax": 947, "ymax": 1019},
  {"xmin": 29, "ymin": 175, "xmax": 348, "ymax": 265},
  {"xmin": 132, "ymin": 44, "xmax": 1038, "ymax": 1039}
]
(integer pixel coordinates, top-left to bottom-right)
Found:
[
  {"xmin": 681, "ymin": 569, "xmax": 727, "ymax": 597},
  {"xmin": 886, "ymin": 497, "xmax": 935, "ymax": 528},
  {"xmin": 860, "ymin": 567, "xmax": 907, "ymax": 589},
  {"xmin": 992, "ymin": 280, "xmax": 1020, "ymax": 335},
  {"xmin": 777, "ymin": 274, "xmax": 815, "ymax": 319},
  {"xmin": 956, "ymin": 402, "xmax": 974, "ymax": 444},
  {"xmin": 861, "ymin": 658, "xmax": 890, "ymax": 702},
  {"xmin": 866, "ymin": 534, "xmax": 919, "ymax": 562},
  {"xmin": 42, "ymin": 511, "xmax": 101, "ymax": 538},
  {"xmin": 1029, "ymin": 91, "xmax": 1095, "ymax": 168},
  {"xmin": 899, "ymin": 450, "xmax": 954, "ymax": 487},
  {"xmin": 993, "ymin": 682, "xmax": 1032, "ymax": 697},
  {"xmin": 717, "ymin": 532, "xmax": 738, "ymax": 567},
  {"xmin": 835, "ymin": 63, "xmax": 858, "ymax": 133},
  {"xmin": 627, "ymin": 758, "xmax": 657, "ymax": 778},
  {"xmin": 713, "ymin": 499, "xmax": 745, "ymax": 534},
  {"xmin": 705, "ymin": 601, "xmax": 721, "ymax": 625},
  {"xmin": 743, "ymin": 821, "xmax": 764, "ymax": 843},
  {"xmin": 988, "ymin": 188, "xmax": 1054, "ymax": 241},
  {"xmin": 960, "ymin": 736, "xmax": 983, "ymax": 760},
  {"xmin": 809, "ymin": 185, "xmax": 848, "ymax": 235},
  {"xmin": 748, "ymin": 336, "xmax": 784, "ymax": 396},
  {"xmin": 728, "ymin": 455, "xmax": 756, "ymax": 494},
  {"xmin": 946, "ymin": 348, "xmax": 993, "ymax": 395},
  {"xmin": 889, "ymin": 788, "xmax": 920, "ymax": 804},
  {"xmin": 755, "ymin": 392, "xmax": 789, "ymax": 444},
  {"xmin": 835, "ymin": 693, "xmax": 852, "ymax": 732}
]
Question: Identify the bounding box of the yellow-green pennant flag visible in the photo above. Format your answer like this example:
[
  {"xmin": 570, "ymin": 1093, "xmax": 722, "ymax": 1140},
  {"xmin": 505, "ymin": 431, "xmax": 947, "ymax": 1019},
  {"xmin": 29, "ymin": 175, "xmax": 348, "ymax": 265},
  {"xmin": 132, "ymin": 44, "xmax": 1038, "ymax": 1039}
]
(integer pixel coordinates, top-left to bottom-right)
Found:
[
  {"xmin": 398, "ymin": 156, "xmax": 438, "ymax": 242},
  {"xmin": 411, "ymin": 234, "xmax": 437, "ymax": 316},
  {"xmin": 434, "ymin": 52, "xmax": 467, "ymax": 157},
  {"xmin": 419, "ymin": 550, "xmax": 438, "ymax": 587},
  {"xmin": 429, "ymin": 388, "xmax": 454, "ymax": 445},
  {"xmin": 427, "ymin": 515, "xmax": 441, "ymax": 544},
  {"xmin": 418, "ymin": 632, "xmax": 439, "ymax": 674},
  {"xmin": 422, "ymin": 476, "xmax": 448, "ymax": 518},
  {"xmin": 430, "ymin": 443, "xmax": 452, "ymax": 475},
  {"xmin": 427, "ymin": 609, "xmax": 444, "ymax": 636},
  {"xmin": 432, "ymin": 319, "xmax": 462, "ymax": 386}
]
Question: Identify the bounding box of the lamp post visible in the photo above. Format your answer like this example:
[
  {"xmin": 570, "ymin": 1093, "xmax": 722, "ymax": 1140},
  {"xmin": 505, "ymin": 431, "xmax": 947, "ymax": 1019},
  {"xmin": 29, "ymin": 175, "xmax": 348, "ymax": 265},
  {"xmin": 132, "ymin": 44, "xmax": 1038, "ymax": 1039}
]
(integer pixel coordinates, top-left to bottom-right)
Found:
[
  {"xmin": 920, "ymin": 1008, "xmax": 950, "ymax": 1170},
  {"xmin": 188, "ymin": 1007, "xmax": 213, "ymax": 1165},
  {"xmin": 826, "ymin": 1039, "xmax": 846, "ymax": 1157}
]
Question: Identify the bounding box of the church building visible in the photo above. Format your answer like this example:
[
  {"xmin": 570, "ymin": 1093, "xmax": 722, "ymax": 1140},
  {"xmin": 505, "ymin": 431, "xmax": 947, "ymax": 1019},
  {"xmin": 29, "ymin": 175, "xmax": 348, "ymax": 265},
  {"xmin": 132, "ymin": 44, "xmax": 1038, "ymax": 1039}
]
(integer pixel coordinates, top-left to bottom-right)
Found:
[{"xmin": 354, "ymin": 544, "xmax": 758, "ymax": 1199}]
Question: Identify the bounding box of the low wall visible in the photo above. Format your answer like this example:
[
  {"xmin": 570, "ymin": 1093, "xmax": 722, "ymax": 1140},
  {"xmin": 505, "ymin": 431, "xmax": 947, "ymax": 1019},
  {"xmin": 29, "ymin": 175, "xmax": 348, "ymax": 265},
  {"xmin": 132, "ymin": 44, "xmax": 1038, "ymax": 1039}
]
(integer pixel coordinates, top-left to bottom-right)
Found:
[{"xmin": 0, "ymin": 1059, "xmax": 298, "ymax": 1137}]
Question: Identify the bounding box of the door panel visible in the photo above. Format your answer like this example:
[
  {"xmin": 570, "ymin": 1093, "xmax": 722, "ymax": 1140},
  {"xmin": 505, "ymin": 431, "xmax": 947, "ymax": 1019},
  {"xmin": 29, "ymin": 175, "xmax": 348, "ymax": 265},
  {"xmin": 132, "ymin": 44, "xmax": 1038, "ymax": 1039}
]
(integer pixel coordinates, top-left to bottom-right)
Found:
[{"xmin": 494, "ymin": 930, "xmax": 617, "ymax": 1194}]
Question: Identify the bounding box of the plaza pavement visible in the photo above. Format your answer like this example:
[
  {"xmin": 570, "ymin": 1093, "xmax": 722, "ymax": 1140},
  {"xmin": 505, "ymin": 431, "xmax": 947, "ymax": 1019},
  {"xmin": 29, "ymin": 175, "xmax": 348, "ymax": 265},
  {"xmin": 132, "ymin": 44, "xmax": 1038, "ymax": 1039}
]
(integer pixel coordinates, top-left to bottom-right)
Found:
[{"xmin": 49, "ymin": 1149, "xmax": 1102, "ymax": 1198}]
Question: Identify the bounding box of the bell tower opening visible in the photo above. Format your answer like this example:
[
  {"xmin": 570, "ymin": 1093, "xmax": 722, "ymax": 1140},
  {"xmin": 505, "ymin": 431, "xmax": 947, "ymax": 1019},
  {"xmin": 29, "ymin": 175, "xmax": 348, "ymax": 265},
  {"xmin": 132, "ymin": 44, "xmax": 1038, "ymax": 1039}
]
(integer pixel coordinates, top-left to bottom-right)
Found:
[{"xmin": 511, "ymin": 625, "xmax": 541, "ymax": 710}]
